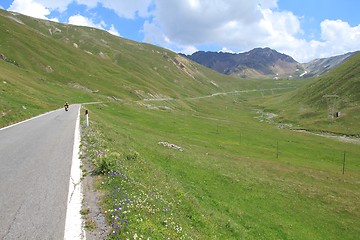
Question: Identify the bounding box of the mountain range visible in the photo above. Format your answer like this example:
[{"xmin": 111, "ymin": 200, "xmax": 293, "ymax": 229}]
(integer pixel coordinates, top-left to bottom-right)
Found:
[{"xmin": 182, "ymin": 48, "xmax": 358, "ymax": 79}]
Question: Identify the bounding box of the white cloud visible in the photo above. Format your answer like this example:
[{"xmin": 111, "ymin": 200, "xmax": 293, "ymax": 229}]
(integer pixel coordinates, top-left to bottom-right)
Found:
[
  {"xmin": 68, "ymin": 14, "xmax": 105, "ymax": 29},
  {"xmin": 219, "ymin": 47, "xmax": 235, "ymax": 54},
  {"xmin": 276, "ymin": 20, "xmax": 360, "ymax": 62},
  {"xmin": 68, "ymin": 14, "xmax": 121, "ymax": 37},
  {"xmin": 8, "ymin": 0, "xmax": 51, "ymax": 19},
  {"xmin": 154, "ymin": 0, "xmax": 263, "ymax": 45},
  {"xmin": 108, "ymin": 24, "xmax": 121, "ymax": 37},
  {"xmin": 261, "ymin": 9, "xmax": 301, "ymax": 37},
  {"xmin": 315, "ymin": 20, "xmax": 360, "ymax": 58},
  {"xmin": 143, "ymin": 0, "xmax": 278, "ymax": 56},
  {"xmin": 181, "ymin": 45, "xmax": 199, "ymax": 55},
  {"xmin": 321, "ymin": 20, "xmax": 360, "ymax": 44}
]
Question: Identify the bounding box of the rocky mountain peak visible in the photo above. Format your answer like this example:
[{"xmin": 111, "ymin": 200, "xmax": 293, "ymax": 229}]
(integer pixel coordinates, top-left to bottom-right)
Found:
[
  {"xmin": 182, "ymin": 48, "xmax": 357, "ymax": 79},
  {"xmin": 182, "ymin": 48, "xmax": 299, "ymax": 78}
]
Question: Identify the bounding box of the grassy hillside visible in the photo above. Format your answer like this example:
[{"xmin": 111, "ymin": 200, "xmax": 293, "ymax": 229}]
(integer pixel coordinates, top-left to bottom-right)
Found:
[
  {"xmin": 295, "ymin": 52, "xmax": 360, "ymax": 108},
  {"xmin": 256, "ymin": 52, "xmax": 360, "ymax": 135}
]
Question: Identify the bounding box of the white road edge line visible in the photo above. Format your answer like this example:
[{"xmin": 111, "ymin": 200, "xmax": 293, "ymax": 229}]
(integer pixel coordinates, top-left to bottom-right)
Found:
[
  {"xmin": 64, "ymin": 106, "xmax": 85, "ymax": 240},
  {"xmin": 0, "ymin": 108, "xmax": 60, "ymax": 131}
]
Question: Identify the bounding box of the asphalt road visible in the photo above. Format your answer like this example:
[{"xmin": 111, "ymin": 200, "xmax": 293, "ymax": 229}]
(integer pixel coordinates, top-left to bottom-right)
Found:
[{"xmin": 0, "ymin": 104, "xmax": 80, "ymax": 240}]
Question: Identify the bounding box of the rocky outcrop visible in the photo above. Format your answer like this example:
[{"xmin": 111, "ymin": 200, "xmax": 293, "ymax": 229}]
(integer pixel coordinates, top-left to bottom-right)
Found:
[
  {"xmin": 301, "ymin": 51, "xmax": 358, "ymax": 77},
  {"xmin": 0, "ymin": 53, "xmax": 20, "ymax": 67}
]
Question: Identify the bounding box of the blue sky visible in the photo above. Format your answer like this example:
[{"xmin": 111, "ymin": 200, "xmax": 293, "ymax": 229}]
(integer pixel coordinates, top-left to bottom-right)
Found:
[{"xmin": 1, "ymin": 0, "xmax": 360, "ymax": 62}]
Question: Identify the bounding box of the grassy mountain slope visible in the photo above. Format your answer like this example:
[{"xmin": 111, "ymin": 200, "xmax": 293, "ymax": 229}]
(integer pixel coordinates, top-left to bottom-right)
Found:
[{"xmin": 257, "ymin": 52, "xmax": 360, "ymax": 135}]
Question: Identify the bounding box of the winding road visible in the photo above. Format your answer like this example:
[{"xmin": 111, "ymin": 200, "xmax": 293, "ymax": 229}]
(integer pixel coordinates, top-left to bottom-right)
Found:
[{"xmin": 0, "ymin": 105, "xmax": 81, "ymax": 240}]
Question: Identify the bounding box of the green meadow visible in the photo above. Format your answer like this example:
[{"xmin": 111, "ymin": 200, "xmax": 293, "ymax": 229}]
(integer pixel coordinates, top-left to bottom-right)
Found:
[{"xmin": 81, "ymin": 87, "xmax": 360, "ymax": 239}]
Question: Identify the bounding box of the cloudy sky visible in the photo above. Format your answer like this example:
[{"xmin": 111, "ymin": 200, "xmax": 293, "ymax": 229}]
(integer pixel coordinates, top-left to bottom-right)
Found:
[{"xmin": 1, "ymin": 0, "xmax": 360, "ymax": 63}]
